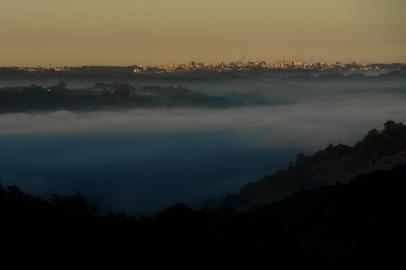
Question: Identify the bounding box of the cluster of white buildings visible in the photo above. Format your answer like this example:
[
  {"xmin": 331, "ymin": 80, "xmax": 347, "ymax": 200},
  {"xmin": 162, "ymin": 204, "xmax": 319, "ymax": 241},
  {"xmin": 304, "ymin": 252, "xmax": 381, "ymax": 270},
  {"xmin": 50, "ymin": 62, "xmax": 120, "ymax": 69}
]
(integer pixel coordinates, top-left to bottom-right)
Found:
[{"xmin": 132, "ymin": 60, "xmax": 386, "ymax": 74}]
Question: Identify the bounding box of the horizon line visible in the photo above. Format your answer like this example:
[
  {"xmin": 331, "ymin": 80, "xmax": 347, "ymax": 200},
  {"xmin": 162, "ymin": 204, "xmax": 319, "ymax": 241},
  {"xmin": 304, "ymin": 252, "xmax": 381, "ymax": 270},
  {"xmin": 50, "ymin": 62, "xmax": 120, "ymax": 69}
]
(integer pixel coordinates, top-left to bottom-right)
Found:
[{"xmin": 1, "ymin": 60, "xmax": 406, "ymax": 69}]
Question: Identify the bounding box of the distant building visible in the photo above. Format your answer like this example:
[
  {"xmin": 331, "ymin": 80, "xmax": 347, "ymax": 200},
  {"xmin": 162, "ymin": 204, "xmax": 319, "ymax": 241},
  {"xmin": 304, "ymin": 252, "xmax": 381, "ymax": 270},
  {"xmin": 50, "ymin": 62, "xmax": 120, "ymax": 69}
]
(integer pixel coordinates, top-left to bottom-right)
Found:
[
  {"xmin": 293, "ymin": 60, "xmax": 306, "ymax": 67},
  {"xmin": 133, "ymin": 67, "xmax": 143, "ymax": 74}
]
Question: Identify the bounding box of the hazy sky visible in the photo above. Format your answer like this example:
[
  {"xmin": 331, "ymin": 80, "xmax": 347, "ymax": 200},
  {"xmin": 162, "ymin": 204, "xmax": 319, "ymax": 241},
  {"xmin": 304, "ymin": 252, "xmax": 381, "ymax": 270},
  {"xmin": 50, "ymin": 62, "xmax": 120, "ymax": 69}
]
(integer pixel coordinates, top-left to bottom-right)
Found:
[{"xmin": 1, "ymin": 0, "xmax": 405, "ymax": 66}]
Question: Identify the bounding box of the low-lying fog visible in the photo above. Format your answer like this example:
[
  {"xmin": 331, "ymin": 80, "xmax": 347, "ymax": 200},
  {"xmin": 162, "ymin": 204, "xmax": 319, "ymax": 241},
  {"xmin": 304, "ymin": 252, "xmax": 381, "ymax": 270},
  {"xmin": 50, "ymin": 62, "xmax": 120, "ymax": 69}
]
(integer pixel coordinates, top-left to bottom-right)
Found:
[{"xmin": 0, "ymin": 77, "xmax": 405, "ymax": 214}]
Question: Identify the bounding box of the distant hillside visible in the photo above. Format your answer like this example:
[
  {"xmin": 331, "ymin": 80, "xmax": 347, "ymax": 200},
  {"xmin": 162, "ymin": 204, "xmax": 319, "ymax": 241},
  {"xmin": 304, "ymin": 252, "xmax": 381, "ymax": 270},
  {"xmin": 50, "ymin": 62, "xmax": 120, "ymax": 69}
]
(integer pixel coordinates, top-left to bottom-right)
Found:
[
  {"xmin": 226, "ymin": 121, "xmax": 406, "ymax": 209},
  {"xmin": 0, "ymin": 82, "xmax": 236, "ymax": 113}
]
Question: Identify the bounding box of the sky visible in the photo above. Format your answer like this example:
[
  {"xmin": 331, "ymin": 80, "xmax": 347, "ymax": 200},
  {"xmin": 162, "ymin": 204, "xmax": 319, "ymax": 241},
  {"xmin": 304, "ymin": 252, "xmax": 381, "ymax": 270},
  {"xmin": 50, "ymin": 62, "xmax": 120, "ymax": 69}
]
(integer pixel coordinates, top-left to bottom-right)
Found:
[{"xmin": 1, "ymin": 0, "xmax": 405, "ymax": 66}]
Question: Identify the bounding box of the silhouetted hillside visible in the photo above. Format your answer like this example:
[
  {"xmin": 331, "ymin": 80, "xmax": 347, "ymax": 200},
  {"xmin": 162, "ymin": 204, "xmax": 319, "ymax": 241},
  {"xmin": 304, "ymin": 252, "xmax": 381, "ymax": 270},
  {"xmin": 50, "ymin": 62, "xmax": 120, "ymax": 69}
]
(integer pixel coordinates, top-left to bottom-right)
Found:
[
  {"xmin": 226, "ymin": 121, "xmax": 406, "ymax": 209},
  {"xmin": 2, "ymin": 165, "xmax": 406, "ymax": 267},
  {"xmin": 0, "ymin": 82, "xmax": 236, "ymax": 113}
]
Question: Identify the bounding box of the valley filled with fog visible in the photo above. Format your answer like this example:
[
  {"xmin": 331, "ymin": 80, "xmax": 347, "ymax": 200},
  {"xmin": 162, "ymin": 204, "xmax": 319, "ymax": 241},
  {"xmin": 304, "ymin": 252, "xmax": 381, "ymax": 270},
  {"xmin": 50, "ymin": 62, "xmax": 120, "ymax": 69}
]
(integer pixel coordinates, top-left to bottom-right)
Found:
[{"xmin": 1, "ymin": 77, "xmax": 405, "ymax": 214}]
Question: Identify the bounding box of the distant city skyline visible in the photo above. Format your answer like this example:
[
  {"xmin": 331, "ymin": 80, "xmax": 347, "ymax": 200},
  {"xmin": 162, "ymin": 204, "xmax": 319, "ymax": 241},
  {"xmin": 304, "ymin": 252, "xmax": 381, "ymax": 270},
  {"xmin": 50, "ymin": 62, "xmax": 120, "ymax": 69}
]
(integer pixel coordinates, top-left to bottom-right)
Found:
[
  {"xmin": 1, "ymin": 0, "xmax": 405, "ymax": 66},
  {"xmin": 3, "ymin": 59, "xmax": 405, "ymax": 69},
  {"xmin": 3, "ymin": 54, "xmax": 406, "ymax": 69}
]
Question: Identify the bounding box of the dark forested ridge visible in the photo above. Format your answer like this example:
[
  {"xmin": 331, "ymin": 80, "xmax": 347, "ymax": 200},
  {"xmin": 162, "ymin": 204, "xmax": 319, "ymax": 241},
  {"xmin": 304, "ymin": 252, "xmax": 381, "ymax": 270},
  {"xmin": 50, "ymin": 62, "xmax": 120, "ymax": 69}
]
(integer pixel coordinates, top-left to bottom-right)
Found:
[
  {"xmin": 1, "ymin": 122, "xmax": 406, "ymax": 266},
  {"xmin": 226, "ymin": 121, "xmax": 406, "ymax": 209},
  {"xmin": 2, "ymin": 159, "xmax": 406, "ymax": 266}
]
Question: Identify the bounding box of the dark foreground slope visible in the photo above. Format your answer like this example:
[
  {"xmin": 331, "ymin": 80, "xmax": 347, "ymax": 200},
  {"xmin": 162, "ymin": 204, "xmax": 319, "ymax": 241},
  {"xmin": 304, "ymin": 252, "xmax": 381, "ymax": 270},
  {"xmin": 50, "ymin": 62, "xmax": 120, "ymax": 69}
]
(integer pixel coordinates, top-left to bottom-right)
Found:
[
  {"xmin": 2, "ymin": 165, "xmax": 406, "ymax": 267},
  {"xmin": 226, "ymin": 121, "xmax": 406, "ymax": 209}
]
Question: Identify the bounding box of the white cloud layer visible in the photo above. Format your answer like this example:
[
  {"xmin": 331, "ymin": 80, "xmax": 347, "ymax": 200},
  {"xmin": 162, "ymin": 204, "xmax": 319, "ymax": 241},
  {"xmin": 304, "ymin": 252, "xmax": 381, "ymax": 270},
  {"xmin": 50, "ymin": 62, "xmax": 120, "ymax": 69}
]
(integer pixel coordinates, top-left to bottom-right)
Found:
[{"xmin": 1, "ymin": 94, "xmax": 405, "ymax": 149}]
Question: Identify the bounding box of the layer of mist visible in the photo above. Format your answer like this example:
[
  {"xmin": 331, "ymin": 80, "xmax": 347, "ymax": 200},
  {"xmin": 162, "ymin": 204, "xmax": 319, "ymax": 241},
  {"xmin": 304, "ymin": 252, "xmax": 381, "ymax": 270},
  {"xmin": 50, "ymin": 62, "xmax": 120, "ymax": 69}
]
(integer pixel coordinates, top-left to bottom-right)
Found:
[{"xmin": 0, "ymin": 77, "xmax": 405, "ymax": 214}]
